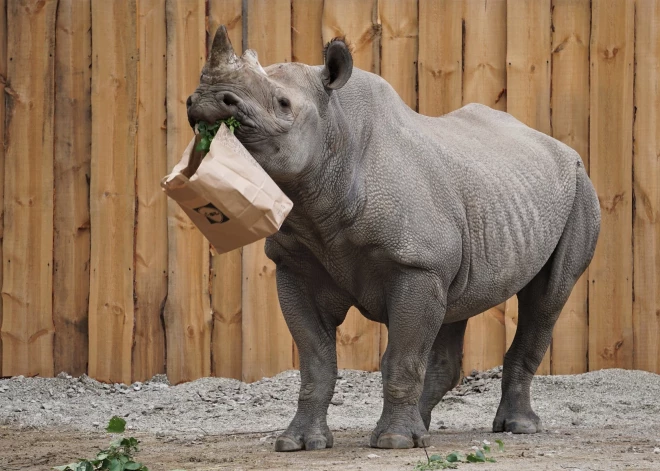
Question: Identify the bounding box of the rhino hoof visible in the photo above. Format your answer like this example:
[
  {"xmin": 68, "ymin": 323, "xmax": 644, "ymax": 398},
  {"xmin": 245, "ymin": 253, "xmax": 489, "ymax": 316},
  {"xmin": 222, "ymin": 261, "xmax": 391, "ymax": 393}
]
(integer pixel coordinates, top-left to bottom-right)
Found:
[
  {"xmin": 493, "ymin": 416, "xmax": 542, "ymax": 434},
  {"xmin": 274, "ymin": 433, "xmax": 331, "ymax": 452},
  {"xmin": 304, "ymin": 435, "xmax": 329, "ymax": 450},
  {"xmin": 275, "ymin": 435, "xmax": 302, "ymax": 452},
  {"xmin": 370, "ymin": 432, "xmax": 430, "ymax": 449}
]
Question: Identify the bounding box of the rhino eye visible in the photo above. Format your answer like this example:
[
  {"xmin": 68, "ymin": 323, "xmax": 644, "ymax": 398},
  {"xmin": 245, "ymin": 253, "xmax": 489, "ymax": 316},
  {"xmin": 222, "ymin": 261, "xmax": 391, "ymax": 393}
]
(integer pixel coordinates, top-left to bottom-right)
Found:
[{"xmin": 278, "ymin": 97, "xmax": 291, "ymax": 109}]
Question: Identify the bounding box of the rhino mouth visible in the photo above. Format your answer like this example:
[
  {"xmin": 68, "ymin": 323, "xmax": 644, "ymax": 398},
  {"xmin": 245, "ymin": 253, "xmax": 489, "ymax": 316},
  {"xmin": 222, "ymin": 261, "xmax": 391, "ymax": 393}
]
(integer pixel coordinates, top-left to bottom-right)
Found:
[{"xmin": 186, "ymin": 91, "xmax": 251, "ymax": 129}]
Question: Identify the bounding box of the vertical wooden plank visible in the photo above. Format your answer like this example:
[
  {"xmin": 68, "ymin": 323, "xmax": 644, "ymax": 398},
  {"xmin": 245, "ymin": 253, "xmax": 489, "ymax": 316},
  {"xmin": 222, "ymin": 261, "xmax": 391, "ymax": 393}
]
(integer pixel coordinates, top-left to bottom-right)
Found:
[
  {"xmin": 550, "ymin": 0, "xmax": 590, "ymax": 375},
  {"xmin": 208, "ymin": 0, "xmax": 243, "ymax": 380},
  {"xmin": 632, "ymin": 0, "xmax": 660, "ymax": 374},
  {"xmin": 208, "ymin": 0, "xmax": 242, "ymax": 49},
  {"xmin": 241, "ymin": 0, "xmax": 294, "ymax": 383},
  {"xmin": 322, "ymin": 0, "xmax": 382, "ymax": 372},
  {"xmin": 322, "ymin": 0, "xmax": 379, "ymax": 73},
  {"xmin": 53, "ymin": 0, "xmax": 91, "ymax": 377},
  {"xmin": 418, "ymin": 0, "xmax": 462, "ymax": 116},
  {"xmin": 246, "ymin": 0, "xmax": 291, "ymax": 63},
  {"xmin": 292, "ymin": 0, "xmax": 323, "ymax": 64},
  {"xmin": 0, "ymin": 0, "xmax": 6, "ymax": 377},
  {"xmin": 164, "ymin": 0, "xmax": 210, "ymax": 385},
  {"xmin": 88, "ymin": 0, "xmax": 137, "ymax": 384},
  {"xmin": 379, "ymin": 0, "xmax": 418, "ymax": 109},
  {"xmin": 211, "ymin": 247, "xmax": 243, "ymax": 380},
  {"xmin": 506, "ymin": 0, "xmax": 551, "ymax": 134},
  {"xmin": 463, "ymin": 0, "xmax": 507, "ymax": 111},
  {"xmin": 463, "ymin": 305, "xmax": 506, "ymax": 374},
  {"xmin": 2, "ymin": 0, "xmax": 57, "ymax": 377},
  {"xmin": 133, "ymin": 0, "xmax": 167, "ymax": 382},
  {"xmin": 461, "ymin": 0, "xmax": 507, "ymax": 373},
  {"xmin": 588, "ymin": 0, "xmax": 634, "ymax": 372},
  {"xmin": 506, "ymin": 0, "xmax": 552, "ymax": 374}
]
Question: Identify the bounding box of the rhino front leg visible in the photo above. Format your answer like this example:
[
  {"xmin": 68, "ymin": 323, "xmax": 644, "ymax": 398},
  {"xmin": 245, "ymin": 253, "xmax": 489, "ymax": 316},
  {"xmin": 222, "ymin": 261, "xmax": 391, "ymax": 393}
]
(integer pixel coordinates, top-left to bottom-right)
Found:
[
  {"xmin": 273, "ymin": 264, "xmax": 350, "ymax": 452},
  {"xmin": 371, "ymin": 272, "xmax": 445, "ymax": 449}
]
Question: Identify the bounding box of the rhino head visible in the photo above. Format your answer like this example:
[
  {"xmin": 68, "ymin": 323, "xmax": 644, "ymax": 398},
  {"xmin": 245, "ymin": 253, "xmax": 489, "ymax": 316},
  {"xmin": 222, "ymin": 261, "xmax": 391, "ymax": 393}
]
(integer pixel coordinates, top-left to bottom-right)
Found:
[{"xmin": 187, "ymin": 26, "xmax": 353, "ymax": 183}]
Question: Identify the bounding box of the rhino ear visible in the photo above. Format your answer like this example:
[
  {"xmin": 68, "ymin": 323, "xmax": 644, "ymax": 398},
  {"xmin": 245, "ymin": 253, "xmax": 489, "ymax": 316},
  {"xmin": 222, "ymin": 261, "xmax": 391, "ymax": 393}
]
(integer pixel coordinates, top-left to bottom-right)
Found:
[{"xmin": 321, "ymin": 38, "xmax": 353, "ymax": 90}]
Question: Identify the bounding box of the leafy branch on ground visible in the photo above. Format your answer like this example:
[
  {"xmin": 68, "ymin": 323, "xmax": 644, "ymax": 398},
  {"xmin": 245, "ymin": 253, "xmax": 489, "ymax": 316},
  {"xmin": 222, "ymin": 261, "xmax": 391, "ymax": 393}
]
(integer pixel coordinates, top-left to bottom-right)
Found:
[
  {"xmin": 53, "ymin": 416, "xmax": 187, "ymax": 471},
  {"xmin": 414, "ymin": 439, "xmax": 504, "ymax": 470},
  {"xmin": 195, "ymin": 118, "xmax": 241, "ymax": 154}
]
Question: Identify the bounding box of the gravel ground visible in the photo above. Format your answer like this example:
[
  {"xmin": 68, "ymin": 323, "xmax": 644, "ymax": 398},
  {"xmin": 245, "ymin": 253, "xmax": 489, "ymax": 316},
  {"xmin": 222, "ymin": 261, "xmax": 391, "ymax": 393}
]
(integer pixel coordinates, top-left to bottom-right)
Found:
[{"xmin": 2, "ymin": 367, "xmax": 660, "ymax": 470}]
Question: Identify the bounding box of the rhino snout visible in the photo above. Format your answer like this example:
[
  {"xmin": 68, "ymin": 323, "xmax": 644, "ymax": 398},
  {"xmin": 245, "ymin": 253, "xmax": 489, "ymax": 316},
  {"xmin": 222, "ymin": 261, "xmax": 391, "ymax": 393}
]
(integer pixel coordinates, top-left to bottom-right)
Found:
[{"xmin": 186, "ymin": 91, "xmax": 243, "ymax": 129}]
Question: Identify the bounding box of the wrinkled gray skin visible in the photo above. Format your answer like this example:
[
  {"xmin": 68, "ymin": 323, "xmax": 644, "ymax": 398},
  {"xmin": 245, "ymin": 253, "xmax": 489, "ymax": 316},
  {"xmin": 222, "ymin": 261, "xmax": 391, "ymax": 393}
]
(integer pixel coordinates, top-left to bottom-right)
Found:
[{"xmin": 187, "ymin": 27, "xmax": 601, "ymax": 452}]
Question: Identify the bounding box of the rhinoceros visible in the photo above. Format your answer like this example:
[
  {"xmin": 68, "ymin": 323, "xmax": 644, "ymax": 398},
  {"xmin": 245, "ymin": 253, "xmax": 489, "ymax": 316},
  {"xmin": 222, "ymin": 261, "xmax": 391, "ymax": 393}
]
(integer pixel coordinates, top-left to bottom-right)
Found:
[{"xmin": 186, "ymin": 26, "xmax": 601, "ymax": 451}]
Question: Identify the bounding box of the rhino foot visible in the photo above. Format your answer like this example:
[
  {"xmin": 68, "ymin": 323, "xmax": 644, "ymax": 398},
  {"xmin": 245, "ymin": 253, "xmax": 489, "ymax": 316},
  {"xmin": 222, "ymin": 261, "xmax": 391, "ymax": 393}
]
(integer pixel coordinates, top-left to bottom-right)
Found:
[
  {"xmin": 274, "ymin": 428, "xmax": 333, "ymax": 452},
  {"xmin": 370, "ymin": 404, "xmax": 430, "ymax": 449},
  {"xmin": 492, "ymin": 410, "xmax": 542, "ymax": 434}
]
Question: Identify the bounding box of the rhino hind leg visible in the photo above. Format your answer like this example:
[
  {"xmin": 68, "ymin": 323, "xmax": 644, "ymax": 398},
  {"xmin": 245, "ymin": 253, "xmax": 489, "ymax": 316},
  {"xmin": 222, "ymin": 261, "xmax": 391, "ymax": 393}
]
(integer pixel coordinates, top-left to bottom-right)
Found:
[
  {"xmin": 493, "ymin": 166, "xmax": 600, "ymax": 434},
  {"xmin": 418, "ymin": 320, "xmax": 468, "ymax": 430}
]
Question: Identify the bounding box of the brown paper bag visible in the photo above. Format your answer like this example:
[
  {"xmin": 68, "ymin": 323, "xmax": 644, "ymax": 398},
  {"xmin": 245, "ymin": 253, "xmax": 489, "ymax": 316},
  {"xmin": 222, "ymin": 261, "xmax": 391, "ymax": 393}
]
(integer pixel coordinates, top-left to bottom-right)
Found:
[{"xmin": 161, "ymin": 124, "xmax": 293, "ymax": 254}]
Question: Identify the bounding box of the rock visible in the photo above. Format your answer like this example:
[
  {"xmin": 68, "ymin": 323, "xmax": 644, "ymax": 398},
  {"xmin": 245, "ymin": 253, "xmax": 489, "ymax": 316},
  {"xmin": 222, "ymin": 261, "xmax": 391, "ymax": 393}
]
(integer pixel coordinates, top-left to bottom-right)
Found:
[
  {"xmin": 331, "ymin": 397, "xmax": 344, "ymax": 406},
  {"xmin": 92, "ymin": 422, "xmax": 100, "ymax": 427},
  {"xmin": 568, "ymin": 403, "xmax": 582, "ymax": 413},
  {"xmin": 42, "ymin": 403, "xmax": 53, "ymax": 410},
  {"xmin": 367, "ymin": 453, "xmax": 380, "ymax": 459}
]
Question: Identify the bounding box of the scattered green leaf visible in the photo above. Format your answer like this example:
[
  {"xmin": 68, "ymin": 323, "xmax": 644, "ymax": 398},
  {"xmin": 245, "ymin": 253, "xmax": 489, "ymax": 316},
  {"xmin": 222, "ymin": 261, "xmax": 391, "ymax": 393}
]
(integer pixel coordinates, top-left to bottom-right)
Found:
[
  {"xmin": 413, "ymin": 440, "xmax": 504, "ymax": 470},
  {"xmin": 445, "ymin": 452, "xmax": 461, "ymax": 463},
  {"xmin": 106, "ymin": 416, "xmax": 126, "ymax": 434},
  {"xmin": 195, "ymin": 117, "xmax": 241, "ymax": 154},
  {"xmin": 54, "ymin": 417, "xmax": 151, "ymax": 471}
]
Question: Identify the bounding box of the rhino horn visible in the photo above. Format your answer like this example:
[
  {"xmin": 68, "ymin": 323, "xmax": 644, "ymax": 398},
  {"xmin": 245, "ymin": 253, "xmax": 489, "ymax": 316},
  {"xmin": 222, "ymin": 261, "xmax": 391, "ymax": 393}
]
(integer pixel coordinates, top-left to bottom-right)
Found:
[{"xmin": 208, "ymin": 25, "xmax": 239, "ymax": 70}]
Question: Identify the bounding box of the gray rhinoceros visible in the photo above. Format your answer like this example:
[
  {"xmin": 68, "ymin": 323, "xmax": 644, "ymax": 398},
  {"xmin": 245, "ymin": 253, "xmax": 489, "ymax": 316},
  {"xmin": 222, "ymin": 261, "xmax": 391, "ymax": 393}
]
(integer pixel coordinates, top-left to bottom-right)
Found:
[{"xmin": 187, "ymin": 26, "xmax": 601, "ymax": 452}]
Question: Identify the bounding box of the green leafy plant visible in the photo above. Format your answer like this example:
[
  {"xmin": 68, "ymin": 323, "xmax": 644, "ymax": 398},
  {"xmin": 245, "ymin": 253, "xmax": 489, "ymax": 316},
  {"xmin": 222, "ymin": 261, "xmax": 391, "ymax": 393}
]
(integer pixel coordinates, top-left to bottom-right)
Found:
[
  {"xmin": 413, "ymin": 440, "xmax": 504, "ymax": 470},
  {"xmin": 54, "ymin": 417, "xmax": 148, "ymax": 471},
  {"xmin": 195, "ymin": 117, "xmax": 241, "ymax": 154}
]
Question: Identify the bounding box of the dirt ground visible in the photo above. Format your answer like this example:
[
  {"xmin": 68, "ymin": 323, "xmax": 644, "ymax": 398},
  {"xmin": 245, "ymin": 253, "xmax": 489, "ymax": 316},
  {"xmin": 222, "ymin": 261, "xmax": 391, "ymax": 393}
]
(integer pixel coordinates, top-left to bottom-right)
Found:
[{"xmin": 1, "ymin": 368, "xmax": 659, "ymax": 471}]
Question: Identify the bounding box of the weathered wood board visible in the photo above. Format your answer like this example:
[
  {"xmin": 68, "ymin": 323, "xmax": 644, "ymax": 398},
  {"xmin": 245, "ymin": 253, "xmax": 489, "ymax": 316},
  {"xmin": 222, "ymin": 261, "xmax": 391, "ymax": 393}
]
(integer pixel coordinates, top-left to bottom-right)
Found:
[
  {"xmin": 133, "ymin": 0, "xmax": 168, "ymax": 382},
  {"xmin": 2, "ymin": 0, "xmax": 57, "ymax": 377},
  {"xmin": 417, "ymin": 0, "xmax": 462, "ymax": 116},
  {"xmin": 632, "ymin": 0, "xmax": 660, "ymax": 373},
  {"xmin": 588, "ymin": 0, "xmax": 634, "ymax": 371},
  {"xmin": 164, "ymin": 0, "xmax": 211, "ymax": 384},
  {"xmin": 88, "ymin": 0, "xmax": 138, "ymax": 384},
  {"xmin": 53, "ymin": 0, "xmax": 92, "ymax": 377}
]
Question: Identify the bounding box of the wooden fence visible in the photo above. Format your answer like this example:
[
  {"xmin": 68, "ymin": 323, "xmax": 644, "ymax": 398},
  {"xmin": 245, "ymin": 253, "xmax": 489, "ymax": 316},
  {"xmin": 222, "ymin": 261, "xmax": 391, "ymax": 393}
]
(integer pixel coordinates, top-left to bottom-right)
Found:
[{"xmin": 0, "ymin": 0, "xmax": 658, "ymax": 385}]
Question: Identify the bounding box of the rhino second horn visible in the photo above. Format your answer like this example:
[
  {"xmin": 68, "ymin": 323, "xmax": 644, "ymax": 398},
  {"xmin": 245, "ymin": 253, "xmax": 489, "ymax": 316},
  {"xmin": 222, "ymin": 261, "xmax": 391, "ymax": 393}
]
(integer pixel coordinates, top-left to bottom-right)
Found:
[
  {"xmin": 208, "ymin": 25, "xmax": 239, "ymax": 70},
  {"xmin": 242, "ymin": 49, "xmax": 267, "ymax": 75}
]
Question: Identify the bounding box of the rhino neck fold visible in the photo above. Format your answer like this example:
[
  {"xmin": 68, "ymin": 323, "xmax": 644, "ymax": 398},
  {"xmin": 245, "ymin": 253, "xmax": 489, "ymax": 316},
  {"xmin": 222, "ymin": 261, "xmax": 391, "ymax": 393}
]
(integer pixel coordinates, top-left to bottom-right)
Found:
[{"xmin": 276, "ymin": 107, "xmax": 368, "ymax": 242}]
